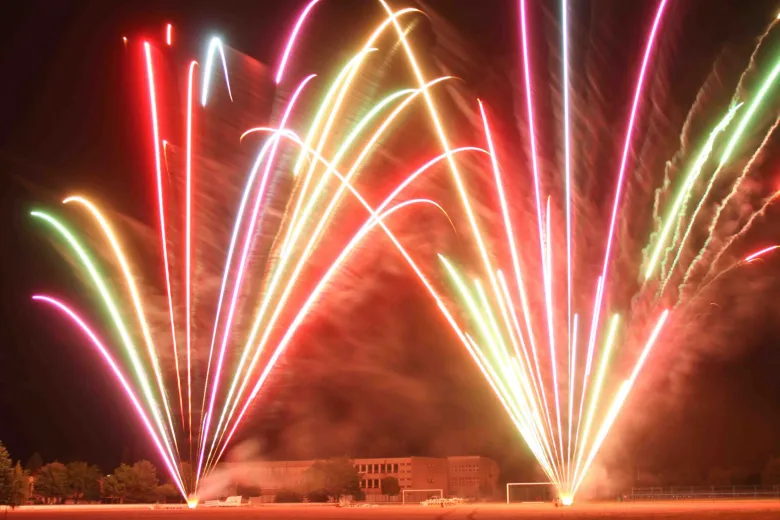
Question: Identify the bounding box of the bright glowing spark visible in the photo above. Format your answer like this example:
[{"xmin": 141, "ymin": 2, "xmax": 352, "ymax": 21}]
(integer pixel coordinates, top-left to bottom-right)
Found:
[
  {"xmin": 745, "ymin": 244, "xmax": 780, "ymax": 262},
  {"xmin": 275, "ymin": 0, "xmax": 320, "ymax": 84},
  {"xmin": 201, "ymin": 37, "xmax": 233, "ymax": 106},
  {"xmin": 32, "ymin": 295, "xmax": 187, "ymax": 499},
  {"xmin": 144, "ymin": 41, "xmax": 185, "ymax": 432},
  {"xmin": 30, "ymin": 211, "xmax": 181, "ymax": 479},
  {"xmin": 644, "ymin": 105, "xmax": 740, "ymax": 279},
  {"xmin": 185, "ymin": 60, "xmax": 197, "ymax": 459},
  {"xmin": 166, "ymin": 23, "xmax": 172, "ymax": 46}
]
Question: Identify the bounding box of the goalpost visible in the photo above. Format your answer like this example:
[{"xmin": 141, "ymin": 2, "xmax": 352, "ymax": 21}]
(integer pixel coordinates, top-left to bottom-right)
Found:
[
  {"xmin": 402, "ymin": 488, "xmax": 443, "ymax": 504},
  {"xmin": 506, "ymin": 482, "xmax": 554, "ymax": 504}
]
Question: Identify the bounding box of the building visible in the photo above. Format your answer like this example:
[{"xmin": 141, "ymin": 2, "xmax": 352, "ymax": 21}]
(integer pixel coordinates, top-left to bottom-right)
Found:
[
  {"xmin": 228, "ymin": 455, "xmax": 498, "ymax": 500},
  {"xmin": 447, "ymin": 456, "xmax": 500, "ymax": 498}
]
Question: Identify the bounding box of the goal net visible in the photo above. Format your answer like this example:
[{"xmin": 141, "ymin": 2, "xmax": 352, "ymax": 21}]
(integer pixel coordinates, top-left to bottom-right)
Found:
[
  {"xmin": 402, "ymin": 488, "xmax": 443, "ymax": 504},
  {"xmin": 506, "ymin": 482, "xmax": 555, "ymax": 503}
]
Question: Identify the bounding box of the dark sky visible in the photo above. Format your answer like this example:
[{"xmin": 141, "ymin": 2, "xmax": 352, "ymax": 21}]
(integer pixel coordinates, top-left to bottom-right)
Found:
[{"xmin": 2, "ymin": 0, "xmax": 780, "ymax": 491}]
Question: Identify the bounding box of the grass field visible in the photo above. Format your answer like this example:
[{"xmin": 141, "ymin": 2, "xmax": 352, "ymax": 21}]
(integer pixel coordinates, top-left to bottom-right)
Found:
[{"xmin": 4, "ymin": 501, "xmax": 780, "ymax": 519}]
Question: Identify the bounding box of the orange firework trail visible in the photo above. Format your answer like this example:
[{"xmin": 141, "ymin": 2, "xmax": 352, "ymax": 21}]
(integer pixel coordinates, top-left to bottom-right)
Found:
[
  {"xmin": 30, "ymin": 2, "xmax": 780, "ymax": 506},
  {"xmin": 30, "ymin": 12, "xmax": 476, "ymax": 501}
]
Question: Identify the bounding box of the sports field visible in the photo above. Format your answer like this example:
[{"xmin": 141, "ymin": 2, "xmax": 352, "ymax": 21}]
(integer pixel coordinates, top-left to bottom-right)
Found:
[{"xmin": 3, "ymin": 501, "xmax": 780, "ymax": 519}]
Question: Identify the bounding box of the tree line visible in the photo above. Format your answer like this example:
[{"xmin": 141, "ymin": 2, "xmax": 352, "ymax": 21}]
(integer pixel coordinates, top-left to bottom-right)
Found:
[
  {"xmin": 0, "ymin": 441, "xmax": 178, "ymax": 505},
  {"xmin": 272, "ymin": 457, "xmax": 400, "ymax": 503}
]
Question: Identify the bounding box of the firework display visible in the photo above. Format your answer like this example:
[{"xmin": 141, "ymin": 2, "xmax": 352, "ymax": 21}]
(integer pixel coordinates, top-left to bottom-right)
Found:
[{"xmin": 30, "ymin": 0, "xmax": 780, "ymax": 506}]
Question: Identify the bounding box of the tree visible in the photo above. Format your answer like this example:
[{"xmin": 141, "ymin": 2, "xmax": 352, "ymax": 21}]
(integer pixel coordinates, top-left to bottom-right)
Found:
[
  {"xmin": 307, "ymin": 488, "xmax": 330, "ymax": 502},
  {"xmin": 66, "ymin": 462, "xmax": 100, "ymax": 503},
  {"xmin": 763, "ymin": 457, "xmax": 780, "ymax": 486},
  {"xmin": 128, "ymin": 460, "xmax": 159, "ymax": 502},
  {"xmin": 0, "ymin": 442, "xmax": 13, "ymax": 505},
  {"xmin": 380, "ymin": 476, "xmax": 400, "ymax": 497},
  {"xmin": 236, "ymin": 483, "xmax": 262, "ymax": 498},
  {"xmin": 155, "ymin": 483, "xmax": 179, "ymax": 503},
  {"xmin": 274, "ymin": 489, "xmax": 303, "ymax": 503},
  {"xmin": 25, "ymin": 453, "xmax": 43, "ymax": 475},
  {"xmin": 11, "ymin": 463, "xmax": 30, "ymax": 506},
  {"xmin": 101, "ymin": 474, "xmax": 127, "ymax": 503},
  {"xmin": 35, "ymin": 462, "xmax": 69, "ymax": 503},
  {"xmin": 304, "ymin": 458, "xmax": 361, "ymax": 499},
  {"xmin": 102, "ymin": 461, "xmax": 159, "ymax": 504}
]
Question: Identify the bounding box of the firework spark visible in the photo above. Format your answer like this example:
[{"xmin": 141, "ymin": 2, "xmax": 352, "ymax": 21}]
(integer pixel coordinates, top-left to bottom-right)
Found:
[{"xmin": 30, "ymin": 0, "xmax": 780, "ymax": 505}]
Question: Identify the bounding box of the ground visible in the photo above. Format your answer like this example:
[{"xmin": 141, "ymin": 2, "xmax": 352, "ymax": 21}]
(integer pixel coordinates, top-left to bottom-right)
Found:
[{"xmin": 3, "ymin": 501, "xmax": 780, "ymax": 519}]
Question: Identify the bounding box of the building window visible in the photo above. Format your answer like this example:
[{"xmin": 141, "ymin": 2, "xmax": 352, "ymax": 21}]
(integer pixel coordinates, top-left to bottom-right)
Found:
[{"xmin": 393, "ymin": 463, "xmax": 398, "ymax": 473}]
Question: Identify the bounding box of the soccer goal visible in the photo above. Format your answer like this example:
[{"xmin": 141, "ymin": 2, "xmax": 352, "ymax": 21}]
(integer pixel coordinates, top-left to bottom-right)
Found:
[
  {"xmin": 402, "ymin": 488, "xmax": 443, "ymax": 504},
  {"xmin": 506, "ymin": 482, "xmax": 555, "ymax": 504}
]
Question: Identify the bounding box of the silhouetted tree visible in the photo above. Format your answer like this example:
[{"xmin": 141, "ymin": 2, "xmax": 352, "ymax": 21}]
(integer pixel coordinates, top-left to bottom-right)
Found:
[
  {"xmin": 35, "ymin": 462, "xmax": 68, "ymax": 503},
  {"xmin": 11, "ymin": 463, "xmax": 30, "ymax": 505},
  {"xmin": 304, "ymin": 458, "xmax": 360, "ymax": 499},
  {"xmin": 66, "ymin": 462, "xmax": 100, "ymax": 503},
  {"xmin": 101, "ymin": 474, "xmax": 127, "ymax": 503},
  {"xmin": 236, "ymin": 483, "xmax": 262, "ymax": 498},
  {"xmin": 0, "ymin": 442, "xmax": 12, "ymax": 505},
  {"xmin": 155, "ymin": 483, "xmax": 178, "ymax": 503},
  {"xmin": 381, "ymin": 476, "xmax": 400, "ymax": 496},
  {"xmin": 274, "ymin": 489, "xmax": 303, "ymax": 503},
  {"xmin": 25, "ymin": 453, "xmax": 43, "ymax": 475}
]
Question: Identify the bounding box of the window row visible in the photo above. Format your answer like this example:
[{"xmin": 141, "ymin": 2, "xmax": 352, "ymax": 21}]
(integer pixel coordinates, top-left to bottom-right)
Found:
[
  {"xmin": 355, "ymin": 463, "xmax": 400, "ymax": 474},
  {"xmin": 452, "ymin": 464, "xmax": 480, "ymax": 473},
  {"xmin": 451, "ymin": 476, "xmax": 480, "ymax": 485}
]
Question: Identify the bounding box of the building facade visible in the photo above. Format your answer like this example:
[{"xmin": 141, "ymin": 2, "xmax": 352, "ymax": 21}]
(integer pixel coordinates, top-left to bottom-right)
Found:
[{"xmin": 230, "ymin": 455, "xmax": 498, "ymax": 500}]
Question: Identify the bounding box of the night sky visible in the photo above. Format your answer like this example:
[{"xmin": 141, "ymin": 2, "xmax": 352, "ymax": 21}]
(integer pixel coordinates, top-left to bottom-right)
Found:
[{"xmin": 2, "ymin": 0, "xmax": 780, "ymax": 491}]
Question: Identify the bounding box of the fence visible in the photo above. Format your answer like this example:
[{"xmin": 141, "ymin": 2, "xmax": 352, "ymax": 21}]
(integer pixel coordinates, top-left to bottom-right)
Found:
[
  {"xmin": 364, "ymin": 494, "xmax": 402, "ymax": 503},
  {"xmin": 627, "ymin": 486, "xmax": 780, "ymax": 501}
]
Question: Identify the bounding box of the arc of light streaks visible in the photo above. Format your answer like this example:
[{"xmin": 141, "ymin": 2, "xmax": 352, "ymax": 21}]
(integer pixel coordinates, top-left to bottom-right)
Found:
[
  {"xmin": 480, "ymin": 102, "xmax": 558, "ymax": 476},
  {"xmin": 567, "ymin": 314, "xmax": 579, "ymax": 487},
  {"xmin": 561, "ymin": 2, "xmax": 574, "ymax": 462},
  {"xmin": 441, "ymin": 259, "xmax": 559, "ymax": 485},
  {"xmin": 185, "ymin": 60, "xmax": 198, "ymax": 459},
  {"xmin": 280, "ymin": 76, "xmax": 452, "ymax": 281},
  {"xmin": 275, "ymin": 0, "xmax": 321, "ymax": 84},
  {"xmin": 30, "ymin": 211, "xmax": 181, "ymax": 479},
  {"xmin": 664, "ymin": 56, "xmax": 780, "ymax": 291},
  {"xmin": 578, "ymin": 0, "xmax": 668, "ymax": 473},
  {"xmin": 203, "ymin": 135, "xmax": 487, "ymax": 473},
  {"xmin": 572, "ymin": 314, "xmax": 619, "ymax": 481},
  {"xmin": 696, "ymin": 116, "xmax": 780, "ymax": 284},
  {"xmin": 201, "ymin": 37, "xmax": 233, "ymax": 106},
  {"xmin": 284, "ymin": 49, "xmax": 378, "ymax": 259},
  {"xmin": 201, "ymin": 135, "xmax": 486, "ymax": 463},
  {"xmin": 212, "ymin": 193, "xmax": 473, "ymax": 472},
  {"xmin": 494, "ymin": 269, "xmax": 558, "ymax": 479},
  {"xmin": 207, "ymin": 77, "xmax": 455, "ymax": 466},
  {"xmin": 478, "ymin": 101, "xmax": 549, "ymax": 436},
  {"xmin": 283, "ymin": 8, "xmax": 424, "ymax": 256},
  {"xmin": 544, "ymin": 196, "xmax": 564, "ymax": 473},
  {"xmin": 377, "ymin": 0, "xmax": 548, "ymax": 470},
  {"xmin": 144, "ymin": 41, "xmax": 185, "ymax": 432},
  {"xmin": 745, "ymin": 244, "xmax": 780, "ymax": 262},
  {"xmin": 196, "ymin": 74, "xmax": 317, "ymax": 486},
  {"xmin": 517, "ymin": 6, "xmax": 559, "ymax": 461},
  {"xmin": 62, "ymin": 196, "xmax": 176, "ymax": 448},
  {"xmin": 32, "ymin": 295, "xmax": 187, "ymax": 499},
  {"xmin": 573, "ymin": 310, "xmax": 669, "ymax": 494},
  {"xmin": 645, "ymin": 105, "xmax": 741, "ymax": 280},
  {"xmin": 290, "ymin": 48, "xmax": 377, "ymax": 177}
]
